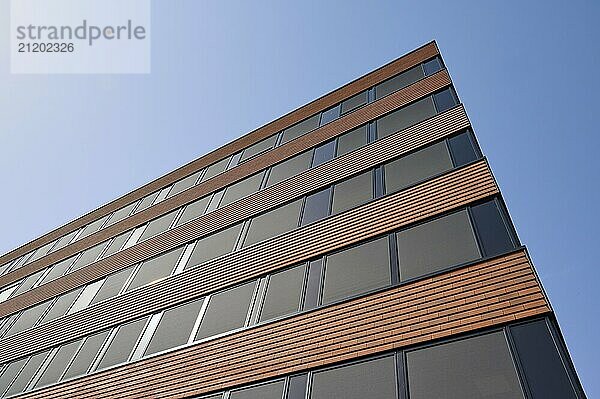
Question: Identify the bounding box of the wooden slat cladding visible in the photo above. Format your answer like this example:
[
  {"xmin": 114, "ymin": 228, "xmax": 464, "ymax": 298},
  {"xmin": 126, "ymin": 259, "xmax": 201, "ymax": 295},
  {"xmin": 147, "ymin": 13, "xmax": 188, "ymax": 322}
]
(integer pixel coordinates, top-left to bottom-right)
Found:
[
  {"xmin": 0, "ymin": 69, "xmax": 452, "ymax": 289},
  {"xmin": 0, "ymin": 103, "xmax": 468, "ymax": 318},
  {"xmin": 0, "ymin": 42, "xmax": 439, "ymax": 271},
  {"xmin": 0, "ymin": 160, "xmax": 496, "ymax": 364},
  {"xmin": 16, "ymin": 250, "xmax": 550, "ymax": 399}
]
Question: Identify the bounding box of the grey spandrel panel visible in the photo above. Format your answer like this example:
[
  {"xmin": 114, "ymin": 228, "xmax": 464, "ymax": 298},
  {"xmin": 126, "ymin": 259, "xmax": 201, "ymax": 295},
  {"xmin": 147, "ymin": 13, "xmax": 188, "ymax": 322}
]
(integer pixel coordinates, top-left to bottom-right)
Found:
[
  {"xmin": 322, "ymin": 237, "xmax": 391, "ymax": 305},
  {"xmin": 5, "ymin": 350, "xmax": 50, "ymax": 397},
  {"xmin": 311, "ymin": 355, "xmax": 397, "ymax": 399},
  {"xmin": 384, "ymin": 141, "xmax": 453, "ymax": 193},
  {"xmin": 185, "ymin": 224, "xmax": 243, "ymax": 270},
  {"xmin": 11, "ymin": 269, "xmax": 45, "ymax": 297},
  {"xmin": 406, "ymin": 331, "xmax": 525, "ymax": 399},
  {"xmin": 62, "ymin": 330, "xmax": 110, "ymax": 381},
  {"xmin": 0, "ymin": 358, "xmax": 27, "ymax": 396},
  {"xmin": 89, "ymin": 266, "xmax": 136, "ymax": 306},
  {"xmin": 341, "ymin": 91, "xmax": 367, "ymax": 114},
  {"xmin": 77, "ymin": 214, "xmax": 110, "ymax": 240},
  {"xmin": 34, "ymin": 339, "xmax": 83, "ymax": 389},
  {"xmin": 144, "ymin": 298, "xmax": 204, "ymax": 356},
  {"xmin": 311, "ymin": 140, "xmax": 336, "ymax": 167},
  {"xmin": 331, "ymin": 171, "xmax": 373, "ymax": 215},
  {"xmin": 5, "ymin": 301, "xmax": 52, "ymax": 337},
  {"xmin": 195, "ymin": 281, "xmax": 256, "ymax": 341},
  {"xmin": 101, "ymin": 230, "xmax": 133, "ymax": 259},
  {"xmin": 375, "ymin": 65, "xmax": 425, "ymax": 100},
  {"xmin": 37, "ymin": 256, "xmax": 76, "ymax": 286},
  {"xmin": 243, "ymin": 199, "xmax": 303, "ymax": 247},
  {"xmin": 50, "ymin": 229, "xmax": 80, "ymax": 253},
  {"xmin": 126, "ymin": 247, "xmax": 184, "ymax": 292},
  {"xmin": 175, "ymin": 195, "xmax": 211, "ymax": 227},
  {"xmin": 281, "ymin": 114, "xmax": 320, "ymax": 144},
  {"xmin": 240, "ymin": 135, "xmax": 278, "ymax": 162},
  {"xmin": 38, "ymin": 288, "xmax": 83, "ymax": 325},
  {"xmin": 69, "ymin": 242, "xmax": 109, "ymax": 272},
  {"xmin": 336, "ymin": 125, "xmax": 367, "ymax": 157},
  {"xmin": 376, "ymin": 96, "xmax": 436, "ymax": 139},
  {"xmin": 104, "ymin": 201, "xmax": 139, "ymax": 228},
  {"xmin": 201, "ymin": 157, "xmax": 231, "ymax": 182},
  {"xmin": 137, "ymin": 209, "xmax": 180, "ymax": 242},
  {"xmin": 265, "ymin": 150, "xmax": 313, "ymax": 188},
  {"xmin": 396, "ymin": 210, "xmax": 481, "ymax": 281},
  {"xmin": 134, "ymin": 191, "xmax": 160, "ymax": 214},
  {"xmin": 300, "ymin": 188, "xmax": 331, "ymax": 226},
  {"xmin": 167, "ymin": 170, "xmax": 203, "ymax": 199},
  {"xmin": 229, "ymin": 380, "xmax": 285, "ymax": 399},
  {"xmin": 219, "ymin": 172, "xmax": 265, "ymax": 208},
  {"xmin": 95, "ymin": 317, "xmax": 149, "ymax": 371},
  {"xmin": 259, "ymin": 264, "xmax": 306, "ymax": 322}
]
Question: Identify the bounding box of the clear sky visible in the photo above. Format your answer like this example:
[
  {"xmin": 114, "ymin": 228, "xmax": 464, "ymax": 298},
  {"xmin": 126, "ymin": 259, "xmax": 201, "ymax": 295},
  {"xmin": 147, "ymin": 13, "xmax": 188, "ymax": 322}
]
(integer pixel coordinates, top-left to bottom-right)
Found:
[{"xmin": 0, "ymin": 0, "xmax": 598, "ymax": 395}]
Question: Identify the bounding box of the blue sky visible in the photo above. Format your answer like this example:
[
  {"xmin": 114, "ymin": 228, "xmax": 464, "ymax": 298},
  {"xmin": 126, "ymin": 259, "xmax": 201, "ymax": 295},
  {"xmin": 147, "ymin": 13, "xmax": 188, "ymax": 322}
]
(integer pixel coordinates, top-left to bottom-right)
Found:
[{"xmin": 0, "ymin": 0, "xmax": 598, "ymax": 395}]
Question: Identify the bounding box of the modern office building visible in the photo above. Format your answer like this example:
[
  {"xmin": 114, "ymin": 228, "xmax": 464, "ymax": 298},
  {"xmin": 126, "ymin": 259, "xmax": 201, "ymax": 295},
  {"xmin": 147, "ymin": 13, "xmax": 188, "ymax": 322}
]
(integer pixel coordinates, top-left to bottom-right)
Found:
[{"xmin": 0, "ymin": 41, "xmax": 585, "ymax": 398}]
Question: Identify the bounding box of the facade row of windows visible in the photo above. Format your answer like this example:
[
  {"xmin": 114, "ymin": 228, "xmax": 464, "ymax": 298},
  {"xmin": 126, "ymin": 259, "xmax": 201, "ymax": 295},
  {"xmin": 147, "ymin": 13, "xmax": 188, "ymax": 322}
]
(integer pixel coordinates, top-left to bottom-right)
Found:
[
  {"xmin": 0, "ymin": 83, "xmax": 460, "ymax": 305},
  {"xmin": 0, "ymin": 130, "xmax": 482, "ymax": 338},
  {"xmin": 0, "ymin": 56, "xmax": 445, "ymax": 280},
  {"xmin": 0, "ymin": 197, "xmax": 519, "ymax": 396}
]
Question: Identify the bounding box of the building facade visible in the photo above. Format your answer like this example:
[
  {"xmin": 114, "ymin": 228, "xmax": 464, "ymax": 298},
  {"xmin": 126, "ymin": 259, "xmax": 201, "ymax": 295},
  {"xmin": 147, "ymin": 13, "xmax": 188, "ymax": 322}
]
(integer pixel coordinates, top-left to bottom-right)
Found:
[{"xmin": 0, "ymin": 42, "xmax": 585, "ymax": 398}]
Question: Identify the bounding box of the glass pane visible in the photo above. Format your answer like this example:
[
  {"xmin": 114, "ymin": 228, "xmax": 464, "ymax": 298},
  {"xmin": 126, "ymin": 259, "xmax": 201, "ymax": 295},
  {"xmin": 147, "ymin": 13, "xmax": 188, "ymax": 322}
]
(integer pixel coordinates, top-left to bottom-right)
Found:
[
  {"xmin": 144, "ymin": 298, "xmax": 204, "ymax": 356},
  {"xmin": 301, "ymin": 188, "xmax": 331, "ymax": 226},
  {"xmin": 175, "ymin": 196, "xmax": 211, "ymax": 227},
  {"xmin": 34, "ymin": 339, "xmax": 82, "ymax": 388},
  {"xmin": 201, "ymin": 157, "xmax": 230, "ymax": 182},
  {"xmin": 39, "ymin": 288, "xmax": 82, "ymax": 325},
  {"xmin": 134, "ymin": 191, "xmax": 160, "ymax": 214},
  {"xmin": 68, "ymin": 280, "xmax": 104, "ymax": 315},
  {"xmin": 51, "ymin": 229, "xmax": 80, "ymax": 253},
  {"xmin": 341, "ymin": 91, "xmax": 367, "ymax": 114},
  {"xmin": 185, "ymin": 224, "xmax": 243, "ymax": 269},
  {"xmin": 78, "ymin": 215, "xmax": 110, "ymax": 240},
  {"xmin": 102, "ymin": 230, "xmax": 133, "ymax": 259},
  {"xmin": 195, "ymin": 281, "xmax": 256, "ymax": 340},
  {"xmin": 10, "ymin": 252, "xmax": 34, "ymax": 271},
  {"xmin": 397, "ymin": 210, "xmax": 481, "ymax": 281},
  {"xmin": 0, "ymin": 284, "xmax": 18, "ymax": 303},
  {"xmin": 470, "ymin": 200, "xmax": 515, "ymax": 257},
  {"xmin": 311, "ymin": 356, "xmax": 396, "ymax": 399},
  {"xmin": 423, "ymin": 57, "xmax": 442, "ymax": 76},
  {"xmin": 376, "ymin": 96, "xmax": 436, "ymax": 139},
  {"xmin": 5, "ymin": 350, "xmax": 50, "ymax": 396},
  {"xmin": 322, "ymin": 237, "xmax": 390, "ymax": 305},
  {"xmin": 219, "ymin": 172, "xmax": 264, "ymax": 208},
  {"xmin": 0, "ymin": 358, "xmax": 27, "ymax": 396},
  {"xmin": 375, "ymin": 65, "xmax": 425, "ymax": 100},
  {"xmin": 281, "ymin": 114, "xmax": 320, "ymax": 144},
  {"xmin": 69, "ymin": 242, "xmax": 108, "ymax": 272},
  {"xmin": 12, "ymin": 269, "xmax": 45, "ymax": 297},
  {"xmin": 510, "ymin": 320, "xmax": 578, "ymax": 399},
  {"xmin": 448, "ymin": 131, "xmax": 478, "ymax": 167},
  {"xmin": 6, "ymin": 301, "xmax": 52, "ymax": 337},
  {"xmin": 89, "ymin": 266, "xmax": 136, "ymax": 306},
  {"xmin": 243, "ymin": 200, "xmax": 303, "ymax": 247},
  {"xmin": 259, "ymin": 264, "xmax": 306, "ymax": 322},
  {"xmin": 138, "ymin": 209, "xmax": 179, "ymax": 242},
  {"xmin": 320, "ymin": 105, "xmax": 341, "ymax": 126},
  {"xmin": 104, "ymin": 201, "xmax": 138, "ymax": 227},
  {"xmin": 62, "ymin": 330, "xmax": 110, "ymax": 380},
  {"xmin": 433, "ymin": 88, "xmax": 458, "ymax": 113},
  {"xmin": 240, "ymin": 135, "xmax": 278, "ymax": 162},
  {"xmin": 312, "ymin": 140, "xmax": 336, "ymax": 167},
  {"xmin": 303, "ymin": 259, "xmax": 323, "ymax": 311},
  {"xmin": 26, "ymin": 240, "xmax": 58, "ymax": 264},
  {"xmin": 167, "ymin": 170, "xmax": 203, "ymax": 199},
  {"xmin": 337, "ymin": 125, "xmax": 367, "ymax": 157},
  {"xmin": 126, "ymin": 247, "xmax": 184, "ymax": 292},
  {"xmin": 0, "ymin": 314, "xmax": 18, "ymax": 338},
  {"xmin": 406, "ymin": 331, "xmax": 524, "ymax": 399},
  {"xmin": 230, "ymin": 380, "xmax": 285, "ymax": 399},
  {"xmin": 331, "ymin": 171, "xmax": 373, "ymax": 215},
  {"xmin": 287, "ymin": 374, "xmax": 308, "ymax": 399},
  {"xmin": 266, "ymin": 150, "xmax": 313, "ymax": 188},
  {"xmin": 37, "ymin": 256, "xmax": 76, "ymax": 286},
  {"xmin": 384, "ymin": 141, "xmax": 453, "ymax": 193},
  {"xmin": 96, "ymin": 317, "xmax": 148, "ymax": 371}
]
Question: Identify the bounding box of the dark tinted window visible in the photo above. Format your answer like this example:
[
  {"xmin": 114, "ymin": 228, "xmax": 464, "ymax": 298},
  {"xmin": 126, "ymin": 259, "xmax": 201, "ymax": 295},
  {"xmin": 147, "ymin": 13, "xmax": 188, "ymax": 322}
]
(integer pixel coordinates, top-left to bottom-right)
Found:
[
  {"xmin": 375, "ymin": 65, "xmax": 424, "ymax": 100},
  {"xmin": 406, "ymin": 331, "xmax": 524, "ymax": 399},
  {"xmin": 145, "ymin": 298, "xmax": 204, "ymax": 356},
  {"xmin": 312, "ymin": 140, "xmax": 336, "ymax": 167},
  {"xmin": 167, "ymin": 170, "xmax": 203, "ymax": 199},
  {"xmin": 89, "ymin": 266, "xmax": 136, "ymax": 306},
  {"xmin": 259, "ymin": 264, "xmax": 306, "ymax": 322},
  {"xmin": 138, "ymin": 209, "xmax": 179, "ymax": 242},
  {"xmin": 219, "ymin": 172, "xmax": 264, "ymax": 207},
  {"xmin": 39, "ymin": 288, "xmax": 82, "ymax": 325},
  {"xmin": 322, "ymin": 237, "xmax": 390, "ymax": 305},
  {"xmin": 423, "ymin": 57, "xmax": 442, "ymax": 76},
  {"xmin": 69, "ymin": 242, "xmax": 108, "ymax": 272},
  {"xmin": 320, "ymin": 105, "xmax": 341, "ymax": 126},
  {"xmin": 126, "ymin": 247, "xmax": 184, "ymax": 292},
  {"xmin": 337, "ymin": 125, "xmax": 367, "ymax": 157},
  {"xmin": 230, "ymin": 380, "xmax": 285, "ymax": 399},
  {"xmin": 301, "ymin": 188, "xmax": 331, "ymax": 226},
  {"xmin": 331, "ymin": 171, "xmax": 373, "ymax": 215},
  {"xmin": 266, "ymin": 151, "xmax": 313, "ymax": 187},
  {"xmin": 384, "ymin": 141, "xmax": 453, "ymax": 193},
  {"xmin": 34, "ymin": 339, "xmax": 82, "ymax": 388},
  {"xmin": 377, "ymin": 96, "xmax": 436, "ymax": 139},
  {"xmin": 433, "ymin": 88, "xmax": 458, "ymax": 113},
  {"xmin": 195, "ymin": 281, "xmax": 256, "ymax": 340},
  {"xmin": 243, "ymin": 200, "xmax": 302, "ymax": 247},
  {"xmin": 176, "ymin": 195, "xmax": 211, "ymax": 227},
  {"xmin": 281, "ymin": 114, "xmax": 320, "ymax": 144},
  {"xmin": 341, "ymin": 91, "xmax": 367, "ymax": 114},
  {"xmin": 448, "ymin": 131, "xmax": 479, "ymax": 167},
  {"xmin": 470, "ymin": 200, "xmax": 515, "ymax": 257},
  {"xmin": 311, "ymin": 356, "xmax": 396, "ymax": 399},
  {"xmin": 96, "ymin": 317, "xmax": 148, "ymax": 371},
  {"xmin": 185, "ymin": 224, "xmax": 243, "ymax": 269},
  {"xmin": 240, "ymin": 135, "xmax": 277, "ymax": 162},
  {"xmin": 104, "ymin": 201, "xmax": 138, "ymax": 227},
  {"xmin": 396, "ymin": 210, "xmax": 481, "ymax": 281},
  {"xmin": 62, "ymin": 330, "xmax": 110, "ymax": 380},
  {"xmin": 4, "ymin": 350, "xmax": 50, "ymax": 396},
  {"xmin": 510, "ymin": 320, "xmax": 578, "ymax": 399}
]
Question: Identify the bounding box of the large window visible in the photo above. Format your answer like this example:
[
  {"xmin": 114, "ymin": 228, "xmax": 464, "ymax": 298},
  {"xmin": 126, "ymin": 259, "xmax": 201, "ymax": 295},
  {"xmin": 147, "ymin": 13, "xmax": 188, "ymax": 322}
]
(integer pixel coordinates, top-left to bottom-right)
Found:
[
  {"xmin": 89, "ymin": 266, "xmax": 136, "ymax": 306},
  {"xmin": 95, "ymin": 317, "xmax": 148, "ymax": 371},
  {"xmin": 375, "ymin": 64, "xmax": 425, "ymax": 100},
  {"xmin": 62, "ymin": 330, "xmax": 110, "ymax": 380},
  {"xmin": 376, "ymin": 96, "xmax": 436, "ymax": 139},
  {"xmin": 239, "ymin": 135, "xmax": 278, "ymax": 162},
  {"xmin": 34, "ymin": 339, "xmax": 82, "ymax": 388},
  {"xmin": 336, "ymin": 125, "xmax": 367, "ymax": 157},
  {"xmin": 331, "ymin": 171, "xmax": 373, "ymax": 215},
  {"xmin": 5, "ymin": 301, "xmax": 52, "ymax": 337},
  {"xmin": 265, "ymin": 151, "xmax": 313, "ymax": 187},
  {"xmin": 185, "ymin": 224, "xmax": 243, "ymax": 269},
  {"xmin": 138, "ymin": 209, "xmax": 179, "ymax": 242},
  {"xmin": 229, "ymin": 380, "xmax": 285, "ymax": 399},
  {"xmin": 281, "ymin": 114, "xmax": 320, "ymax": 144},
  {"xmin": 176, "ymin": 195, "xmax": 211, "ymax": 227},
  {"xmin": 259, "ymin": 264, "xmax": 306, "ymax": 322},
  {"xmin": 219, "ymin": 172, "xmax": 265, "ymax": 208},
  {"xmin": 4, "ymin": 350, "xmax": 50, "ymax": 397},
  {"xmin": 125, "ymin": 247, "xmax": 184, "ymax": 292},
  {"xmin": 167, "ymin": 170, "xmax": 203, "ymax": 199},
  {"xmin": 243, "ymin": 200, "xmax": 302, "ymax": 247},
  {"xmin": 69, "ymin": 242, "xmax": 108, "ymax": 272}
]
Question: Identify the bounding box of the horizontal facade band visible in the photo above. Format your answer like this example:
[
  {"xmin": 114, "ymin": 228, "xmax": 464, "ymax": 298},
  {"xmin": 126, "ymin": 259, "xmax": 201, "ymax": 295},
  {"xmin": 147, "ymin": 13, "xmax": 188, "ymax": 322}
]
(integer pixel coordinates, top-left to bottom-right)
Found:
[
  {"xmin": 0, "ymin": 42, "xmax": 439, "ymax": 271},
  {"xmin": 0, "ymin": 103, "xmax": 468, "ymax": 318},
  {"xmin": 16, "ymin": 249, "xmax": 550, "ymax": 399},
  {"xmin": 0, "ymin": 159, "xmax": 497, "ymax": 364}
]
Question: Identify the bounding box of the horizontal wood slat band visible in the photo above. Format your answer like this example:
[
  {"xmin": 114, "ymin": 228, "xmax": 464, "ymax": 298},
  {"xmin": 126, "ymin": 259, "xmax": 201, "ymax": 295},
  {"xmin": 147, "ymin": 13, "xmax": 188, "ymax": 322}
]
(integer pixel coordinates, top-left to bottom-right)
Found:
[
  {"xmin": 0, "ymin": 103, "xmax": 468, "ymax": 317},
  {"xmin": 16, "ymin": 250, "xmax": 549, "ymax": 399},
  {"xmin": 0, "ymin": 42, "xmax": 439, "ymax": 272},
  {"xmin": 0, "ymin": 160, "xmax": 496, "ymax": 363}
]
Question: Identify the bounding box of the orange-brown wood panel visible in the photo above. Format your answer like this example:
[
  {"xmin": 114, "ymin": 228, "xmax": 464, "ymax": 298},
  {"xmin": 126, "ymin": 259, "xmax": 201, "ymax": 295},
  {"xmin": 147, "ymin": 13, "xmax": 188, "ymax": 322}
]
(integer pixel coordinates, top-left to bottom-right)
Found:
[
  {"xmin": 0, "ymin": 160, "xmax": 497, "ymax": 364},
  {"xmin": 15, "ymin": 250, "xmax": 549, "ymax": 399},
  {"xmin": 0, "ymin": 42, "xmax": 439, "ymax": 272}
]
